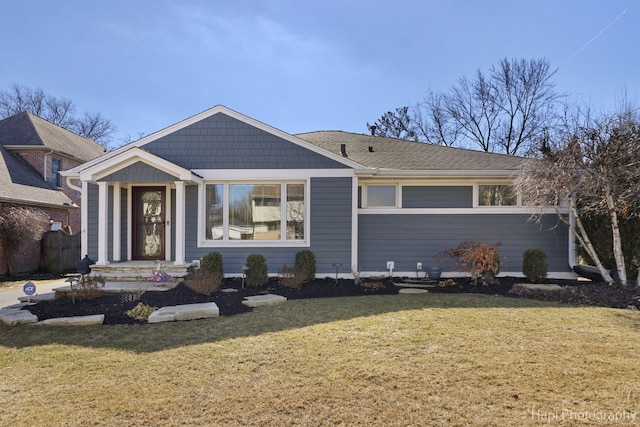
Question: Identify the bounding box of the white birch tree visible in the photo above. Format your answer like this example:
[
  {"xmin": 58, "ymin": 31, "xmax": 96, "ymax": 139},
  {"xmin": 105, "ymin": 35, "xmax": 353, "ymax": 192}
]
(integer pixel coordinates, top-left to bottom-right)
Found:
[{"xmin": 515, "ymin": 108, "xmax": 640, "ymax": 286}]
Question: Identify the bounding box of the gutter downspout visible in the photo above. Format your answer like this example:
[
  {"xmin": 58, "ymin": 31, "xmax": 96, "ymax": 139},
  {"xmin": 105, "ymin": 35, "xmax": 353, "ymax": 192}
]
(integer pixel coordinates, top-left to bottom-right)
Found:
[{"xmin": 65, "ymin": 176, "xmax": 82, "ymax": 193}]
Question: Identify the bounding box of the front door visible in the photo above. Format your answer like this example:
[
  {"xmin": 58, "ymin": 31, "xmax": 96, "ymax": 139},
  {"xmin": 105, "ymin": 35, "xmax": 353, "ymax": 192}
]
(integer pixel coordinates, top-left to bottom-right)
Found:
[{"xmin": 132, "ymin": 187, "xmax": 166, "ymax": 260}]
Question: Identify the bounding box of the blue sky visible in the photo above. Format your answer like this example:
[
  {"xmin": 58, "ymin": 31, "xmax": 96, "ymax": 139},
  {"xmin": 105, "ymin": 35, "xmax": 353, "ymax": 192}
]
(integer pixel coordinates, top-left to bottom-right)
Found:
[{"xmin": 1, "ymin": 0, "xmax": 638, "ymax": 146}]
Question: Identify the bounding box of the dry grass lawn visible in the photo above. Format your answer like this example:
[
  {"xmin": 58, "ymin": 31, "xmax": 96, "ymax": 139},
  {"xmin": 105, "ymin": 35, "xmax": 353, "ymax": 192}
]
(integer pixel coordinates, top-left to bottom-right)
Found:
[{"xmin": 1, "ymin": 293, "xmax": 640, "ymax": 426}]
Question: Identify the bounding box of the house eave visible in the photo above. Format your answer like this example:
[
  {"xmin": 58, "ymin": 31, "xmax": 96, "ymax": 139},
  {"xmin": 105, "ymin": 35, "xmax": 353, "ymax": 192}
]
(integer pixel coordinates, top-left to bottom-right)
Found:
[
  {"xmin": 355, "ymin": 169, "xmax": 521, "ymax": 179},
  {"xmin": 3, "ymin": 144, "xmax": 87, "ymax": 163},
  {"xmin": 63, "ymin": 147, "xmax": 202, "ymax": 184}
]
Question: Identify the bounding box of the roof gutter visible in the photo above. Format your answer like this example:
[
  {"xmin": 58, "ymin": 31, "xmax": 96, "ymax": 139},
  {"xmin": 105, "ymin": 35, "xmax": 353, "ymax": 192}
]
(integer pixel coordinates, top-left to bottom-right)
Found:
[
  {"xmin": 355, "ymin": 169, "xmax": 521, "ymax": 178},
  {"xmin": 3, "ymin": 145, "xmax": 88, "ymax": 163}
]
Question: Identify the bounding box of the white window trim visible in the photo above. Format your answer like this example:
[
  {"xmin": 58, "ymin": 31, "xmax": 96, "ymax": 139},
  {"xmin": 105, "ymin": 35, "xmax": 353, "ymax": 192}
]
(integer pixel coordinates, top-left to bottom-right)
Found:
[
  {"xmin": 357, "ymin": 181, "xmax": 566, "ymax": 215},
  {"xmin": 475, "ymin": 183, "xmax": 519, "ymax": 208},
  {"xmin": 198, "ymin": 179, "xmax": 310, "ymax": 248},
  {"xmin": 362, "ymin": 183, "xmax": 400, "ymax": 208}
]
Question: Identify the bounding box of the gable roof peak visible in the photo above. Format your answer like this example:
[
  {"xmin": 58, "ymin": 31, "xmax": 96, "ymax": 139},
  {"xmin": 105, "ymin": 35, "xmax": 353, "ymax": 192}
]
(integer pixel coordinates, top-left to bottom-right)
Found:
[{"xmin": 0, "ymin": 111, "xmax": 105, "ymax": 162}]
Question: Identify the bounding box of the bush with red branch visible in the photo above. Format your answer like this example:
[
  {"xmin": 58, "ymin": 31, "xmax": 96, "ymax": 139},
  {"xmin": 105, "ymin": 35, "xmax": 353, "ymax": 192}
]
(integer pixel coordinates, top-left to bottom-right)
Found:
[{"xmin": 438, "ymin": 241, "xmax": 504, "ymax": 285}]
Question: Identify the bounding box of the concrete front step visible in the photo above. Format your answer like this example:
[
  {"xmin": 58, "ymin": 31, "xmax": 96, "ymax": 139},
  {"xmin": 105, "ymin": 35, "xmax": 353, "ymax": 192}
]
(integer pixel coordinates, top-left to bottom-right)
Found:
[
  {"xmin": 88, "ymin": 261, "xmax": 191, "ymax": 282},
  {"xmin": 52, "ymin": 281, "xmax": 177, "ymax": 296}
]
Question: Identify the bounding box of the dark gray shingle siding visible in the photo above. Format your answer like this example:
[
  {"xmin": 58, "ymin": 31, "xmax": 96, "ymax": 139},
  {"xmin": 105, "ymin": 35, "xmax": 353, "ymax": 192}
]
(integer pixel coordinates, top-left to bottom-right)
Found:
[
  {"xmin": 144, "ymin": 113, "xmax": 349, "ymax": 170},
  {"xmin": 100, "ymin": 162, "xmax": 177, "ymax": 183}
]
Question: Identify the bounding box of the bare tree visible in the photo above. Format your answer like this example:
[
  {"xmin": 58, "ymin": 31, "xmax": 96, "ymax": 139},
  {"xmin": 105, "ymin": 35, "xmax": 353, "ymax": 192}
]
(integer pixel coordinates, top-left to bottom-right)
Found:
[
  {"xmin": 413, "ymin": 90, "xmax": 460, "ymax": 146},
  {"xmin": 514, "ymin": 107, "xmax": 640, "ymax": 285},
  {"xmin": 446, "ymin": 70, "xmax": 501, "ymax": 152},
  {"xmin": 0, "ymin": 205, "xmax": 49, "ymax": 277},
  {"xmin": 368, "ymin": 58, "xmax": 562, "ymax": 155},
  {"xmin": 0, "ymin": 83, "xmax": 116, "ymax": 147},
  {"xmin": 489, "ymin": 58, "xmax": 560, "ymax": 155}
]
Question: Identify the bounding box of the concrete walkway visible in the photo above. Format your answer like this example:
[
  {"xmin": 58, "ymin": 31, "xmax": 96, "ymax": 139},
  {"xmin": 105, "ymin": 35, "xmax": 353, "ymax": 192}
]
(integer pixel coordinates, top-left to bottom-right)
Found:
[{"xmin": 0, "ymin": 280, "xmax": 67, "ymax": 309}]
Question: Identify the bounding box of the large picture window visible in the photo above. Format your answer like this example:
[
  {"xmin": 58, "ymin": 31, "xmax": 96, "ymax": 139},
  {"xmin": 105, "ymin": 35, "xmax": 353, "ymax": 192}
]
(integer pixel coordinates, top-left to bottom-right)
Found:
[{"xmin": 204, "ymin": 182, "xmax": 305, "ymax": 242}]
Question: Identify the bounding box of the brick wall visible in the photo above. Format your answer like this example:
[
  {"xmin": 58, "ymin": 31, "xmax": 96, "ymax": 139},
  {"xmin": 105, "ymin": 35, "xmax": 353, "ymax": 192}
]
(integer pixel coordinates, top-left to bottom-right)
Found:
[
  {"xmin": 0, "ymin": 237, "xmax": 41, "ymax": 276},
  {"xmin": 16, "ymin": 150, "xmax": 83, "ymax": 232}
]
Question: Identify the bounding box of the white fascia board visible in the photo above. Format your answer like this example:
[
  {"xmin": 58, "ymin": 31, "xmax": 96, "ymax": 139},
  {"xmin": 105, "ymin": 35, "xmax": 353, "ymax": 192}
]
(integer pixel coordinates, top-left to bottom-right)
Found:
[
  {"xmin": 68, "ymin": 105, "xmax": 366, "ymax": 174},
  {"xmin": 193, "ymin": 168, "xmax": 355, "ymax": 180},
  {"xmin": 355, "ymin": 169, "xmax": 520, "ymax": 179},
  {"xmin": 79, "ymin": 147, "xmax": 201, "ymax": 183}
]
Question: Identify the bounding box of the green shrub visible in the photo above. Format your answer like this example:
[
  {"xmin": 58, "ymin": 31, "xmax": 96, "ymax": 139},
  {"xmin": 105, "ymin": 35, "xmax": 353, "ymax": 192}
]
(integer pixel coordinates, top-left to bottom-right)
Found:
[
  {"xmin": 245, "ymin": 254, "xmax": 268, "ymax": 287},
  {"xmin": 522, "ymin": 248, "xmax": 548, "ymax": 282},
  {"xmin": 186, "ymin": 271, "xmax": 223, "ymax": 295},
  {"xmin": 126, "ymin": 302, "xmax": 157, "ymax": 321},
  {"xmin": 295, "ymin": 250, "xmax": 316, "ymax": 281},
  {"xmin": 200, "ymin": 252, "xmax": 224, "ymax": 276},
  {"xmin": 277, "ymin": 266, "xmax": 306, "ymax": 289}
]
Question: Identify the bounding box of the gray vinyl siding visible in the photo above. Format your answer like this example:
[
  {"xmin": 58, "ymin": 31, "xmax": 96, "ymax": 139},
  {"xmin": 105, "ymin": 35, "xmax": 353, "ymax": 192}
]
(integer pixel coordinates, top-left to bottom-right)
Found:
[
  {"xmin": 184, "ymin": 177, "xmax": 352, "ymax": 275},
  {"xmin": 99, "ymin": 162, "xmax": 177, "ymax": 182},
  {"xmin": 358, "ymin": 214, "xmax": 570, "ymax": 273},
  {"xmin": 402, "ymin": 186, "xmax": 473, "ymax": 208},
  {"xmin": 86, "ymin": 183, "xmax": 98, "ymax": 259},
  {"xmin": 107, "ymin": 186, "xmax": 113, "ymax": 257},
  {"xmin": 143, "ymin": 112, "xmax": 349, "ymax": 170},
  {"xmin": 120, "ymin": 187, "xmax": 128, "ymax": 258},
  {"xmin": 170, "ymin": 188, "xmax": 176, "ymax": 261}
]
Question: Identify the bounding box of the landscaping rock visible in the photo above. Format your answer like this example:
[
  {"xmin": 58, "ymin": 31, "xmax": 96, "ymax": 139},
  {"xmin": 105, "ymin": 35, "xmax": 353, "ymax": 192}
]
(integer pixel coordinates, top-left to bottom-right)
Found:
[
  {"xmin": 148, "ymin": 302, "xmax": 220, "ymax": 323},
  {"xmin": 40, "ymin": 314, "xmax": 104, "ymax": 326},
  {"xmin": 0, "ymin": 306, "xmax": 38, "ymax": 326},
  {"xmin": 512, "ymin": 283, "xmax": 563, "ymax": 292},
  {"xmin": 242, "ymin": 294, "xmax": 287, "ymax": 307},
  {"xmin": 399, "ymin": 288, "xmax": 429, "ymax": 294}
]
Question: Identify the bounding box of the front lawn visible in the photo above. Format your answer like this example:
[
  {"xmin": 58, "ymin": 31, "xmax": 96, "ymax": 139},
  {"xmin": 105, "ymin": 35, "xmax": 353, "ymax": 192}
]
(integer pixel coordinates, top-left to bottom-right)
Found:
[{"xmin": 1, "ymin": 293, "xmax": 639, "ymax": 426}]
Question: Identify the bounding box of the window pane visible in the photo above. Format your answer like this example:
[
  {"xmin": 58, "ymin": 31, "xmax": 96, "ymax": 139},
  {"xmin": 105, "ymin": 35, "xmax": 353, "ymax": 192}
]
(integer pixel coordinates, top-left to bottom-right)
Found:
[
  {"xmin": 206, "ymin": 184, "xmax": 223, "ymax": 240},
  {"xmin": 367, "ymin": 185, "xmax": 396, "ymax": 207},
  {"xmin": 478, "ymin": 185, "xmax": 516, "ymax": 206},
  {"xmin": 286, "ymin": 184, "xmax": 304, "ymax": 240},
  {"xmin": 229, "ymin": 184, "xmax": 281, "ymax": 240},
  {"xmin": 51, "ymin": 158, "xmax": 62, "ymax": 187}
]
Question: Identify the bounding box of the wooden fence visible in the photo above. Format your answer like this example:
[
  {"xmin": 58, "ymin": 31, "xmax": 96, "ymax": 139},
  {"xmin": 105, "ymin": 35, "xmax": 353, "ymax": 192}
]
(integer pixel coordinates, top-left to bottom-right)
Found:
[{"xmin": 41, "ymin": 230, "xmax": 81, "ymax": 274}]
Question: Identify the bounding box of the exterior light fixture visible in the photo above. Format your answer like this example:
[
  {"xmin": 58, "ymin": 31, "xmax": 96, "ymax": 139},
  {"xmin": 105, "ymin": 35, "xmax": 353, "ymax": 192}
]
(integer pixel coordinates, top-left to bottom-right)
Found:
[
  {"xmin": 241, "ymin": 264, "xmax": 250, "ymax": 288},
  {"xmin": 332, "ymin": 262, "xmax": 342, "ymax": 285}
]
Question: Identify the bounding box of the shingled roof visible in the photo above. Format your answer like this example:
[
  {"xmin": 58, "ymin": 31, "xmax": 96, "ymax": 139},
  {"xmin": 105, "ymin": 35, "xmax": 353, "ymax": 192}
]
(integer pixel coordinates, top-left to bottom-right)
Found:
[
  {"xmin": 0, "ymin": 146, "xmax": 71, "ymax": 207},
  {"xmin": 0, "ymin": 112, "xmax": 105, "ymax": 161},
  {"xmin": 0, "ymin": 112, "xmax": 104, "ymax": 207},
  {"xmin": 295, "ymin": 131, "xmax": 524, "ymax": 173}
]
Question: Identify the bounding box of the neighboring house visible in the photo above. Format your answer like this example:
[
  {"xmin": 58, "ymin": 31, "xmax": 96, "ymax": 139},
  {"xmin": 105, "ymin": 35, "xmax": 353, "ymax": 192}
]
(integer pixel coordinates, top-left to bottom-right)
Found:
[
  {"xmin": 62, "ymin": 105, "xmax": 573, "ymax": 279},
  {"xmin": 0, "ymin": 112, "xmax": 105, "ymax": 275}
]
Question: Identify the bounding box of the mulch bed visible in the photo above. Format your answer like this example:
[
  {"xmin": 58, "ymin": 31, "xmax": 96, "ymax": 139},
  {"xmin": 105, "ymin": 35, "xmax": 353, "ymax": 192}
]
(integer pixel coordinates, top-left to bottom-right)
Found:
[{"xmin": 22, "ymin": 276, "xmax": 640, "ymax": 325}]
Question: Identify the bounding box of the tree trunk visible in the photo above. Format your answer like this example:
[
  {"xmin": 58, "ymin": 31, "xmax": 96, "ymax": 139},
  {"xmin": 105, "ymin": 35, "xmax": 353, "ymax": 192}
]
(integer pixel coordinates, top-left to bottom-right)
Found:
[
  {"xmin": 605, "ymin": 185, "xmax": 627, "ymax": 285},
  {"xmin": 567, "ymin": 197, "xmax": 615, "ymax": 285}
]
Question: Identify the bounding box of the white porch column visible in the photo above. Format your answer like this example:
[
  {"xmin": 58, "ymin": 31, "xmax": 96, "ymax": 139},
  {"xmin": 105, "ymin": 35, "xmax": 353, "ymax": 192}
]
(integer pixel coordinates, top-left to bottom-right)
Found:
[
  {"xmin": 80, "ymin": 181, "xmax": 88, "ymax": 257},
  {"xmin": 174, "ymin": 181, "xmax": 186, "ymax": 265},
  {"xmin": 96, "ymin": 181, "xmax": 109, "ymax": 265},
  {"xmin": 112, "ymin": 182, "xmax": 121, "ymax": 262},
  {"xmin": 351, "ymin": 175, "xmax": 359, "ymax": 273}
]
